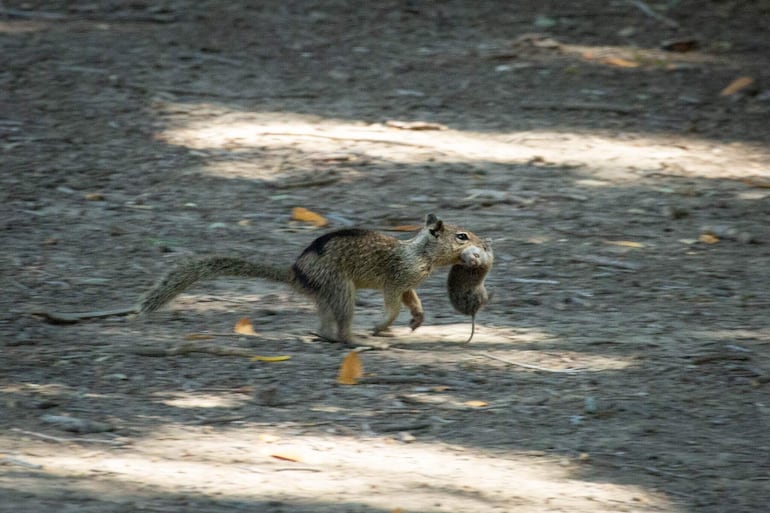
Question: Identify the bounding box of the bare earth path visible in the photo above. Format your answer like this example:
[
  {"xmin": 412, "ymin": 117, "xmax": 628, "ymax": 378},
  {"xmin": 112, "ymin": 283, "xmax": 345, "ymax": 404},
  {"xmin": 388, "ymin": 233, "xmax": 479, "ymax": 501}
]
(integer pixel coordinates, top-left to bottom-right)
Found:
[{"xmin": 1, "ymin": 2, "xmax": 769, "ymax": 512}]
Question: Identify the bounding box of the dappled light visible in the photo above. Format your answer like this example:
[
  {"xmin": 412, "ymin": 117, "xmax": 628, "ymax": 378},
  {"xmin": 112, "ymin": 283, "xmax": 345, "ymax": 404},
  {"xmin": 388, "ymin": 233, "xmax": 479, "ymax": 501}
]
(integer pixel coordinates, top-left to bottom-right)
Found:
[
  {"xmin": 156, "ymin": 391, "xmax": 248, "ymax": 409},
  {"xmin": 3, "ymin": 429, "xmax": 673, "ymax": 512},
  {"xmin": 156, "ymin": 108, "xmax": 768, "ymax": 183}
]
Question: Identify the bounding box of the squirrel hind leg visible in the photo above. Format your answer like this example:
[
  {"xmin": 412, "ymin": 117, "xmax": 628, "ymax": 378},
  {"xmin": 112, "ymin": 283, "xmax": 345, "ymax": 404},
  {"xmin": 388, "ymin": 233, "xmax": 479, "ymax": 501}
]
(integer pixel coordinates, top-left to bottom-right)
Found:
[
  {"xmin": 373, "ymin": 289, "xmax": 403, "ymax": 336},
  {"xmin": 315, "ymin": 281, "xmax": 356, "ymax": 345}
]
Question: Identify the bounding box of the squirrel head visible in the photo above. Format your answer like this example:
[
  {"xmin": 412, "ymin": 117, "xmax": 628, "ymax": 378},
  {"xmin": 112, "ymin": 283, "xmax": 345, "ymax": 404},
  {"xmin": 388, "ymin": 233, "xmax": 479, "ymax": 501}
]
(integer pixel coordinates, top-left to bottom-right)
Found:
[{"xmin": 421, "ymin": 213, "xmax": 486, "ymax": 267}]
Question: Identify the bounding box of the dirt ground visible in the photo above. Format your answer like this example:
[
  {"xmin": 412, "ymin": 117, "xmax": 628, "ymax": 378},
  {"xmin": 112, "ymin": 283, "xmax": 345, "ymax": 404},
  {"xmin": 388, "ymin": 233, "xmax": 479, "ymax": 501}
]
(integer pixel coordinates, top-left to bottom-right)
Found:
[{"xmin": 2, "ymin": 1, "xmax": 769, "ymax": 512}]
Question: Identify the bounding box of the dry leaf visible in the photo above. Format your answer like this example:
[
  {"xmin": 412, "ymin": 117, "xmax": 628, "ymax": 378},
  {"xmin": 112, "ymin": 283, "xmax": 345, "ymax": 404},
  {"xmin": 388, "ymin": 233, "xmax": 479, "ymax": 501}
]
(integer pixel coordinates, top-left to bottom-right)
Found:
[
  {"xmin": 603, "ymin": 240, "xmax": 645, "ymax": 248},
  {"xmin": 234, "ymin": 317, "xmax": 258, "ymax": 335},
  {"xmin": 720, "ymin": 76, "xmax": 755, "ymax": 96},
  {"xmin": 271, "ymin": 452, "xmax": 302, "ymax": 462},
  {"xmin": 661, "ymin": 38, "xmax": 699, "ymax": 52},
  {"xmin": 699, "ymin": 233, "xmax": 719, "ymax": 244},
  {"xmin": 250, "ymin": 355, "xmax": 291, "ymax": 362},
  {"xmin": 291, "ymin": 207, "xmax": 329, "ymax": 227},
  {"xmin": 602, "ymin": 56, "xmax": 639, "ymax": 68},
  {"xmin": 337, "ymin": 351, "xmax": 364, "ymax": 385},
  {"xmin": 464, "ymin": 400, "xmax": 489, "ymax": 408},
  {"xmin": 84, "ymin": 192, "xmax": 105, "ymax": 201},
  {"xmin": 386, "ymin": 224, "xmax": 422, "ymax": 232}
]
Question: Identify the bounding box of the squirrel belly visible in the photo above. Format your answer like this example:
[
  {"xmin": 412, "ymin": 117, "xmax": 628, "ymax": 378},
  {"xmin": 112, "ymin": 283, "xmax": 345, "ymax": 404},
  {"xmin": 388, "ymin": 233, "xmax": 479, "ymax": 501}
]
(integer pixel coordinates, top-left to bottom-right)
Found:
[{"xmin": 138, "ymin": 214, "xmax": 486, "ymax": 345}]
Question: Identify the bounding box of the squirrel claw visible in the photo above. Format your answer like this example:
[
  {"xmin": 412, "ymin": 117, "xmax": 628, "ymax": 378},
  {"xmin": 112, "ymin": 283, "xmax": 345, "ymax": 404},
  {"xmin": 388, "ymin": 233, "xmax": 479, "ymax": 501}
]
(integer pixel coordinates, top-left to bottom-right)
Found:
[{"xmin": 409, "ymin": 314, "xmax": 424, "ymax": 331}]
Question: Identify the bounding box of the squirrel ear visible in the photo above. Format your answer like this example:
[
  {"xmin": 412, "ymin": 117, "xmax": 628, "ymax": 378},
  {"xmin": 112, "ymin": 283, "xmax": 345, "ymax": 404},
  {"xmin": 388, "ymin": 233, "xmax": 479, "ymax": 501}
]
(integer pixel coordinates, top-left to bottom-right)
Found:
[{"xmin": 425, "ymin": 214, "xmax": 444, "ymax": 238}]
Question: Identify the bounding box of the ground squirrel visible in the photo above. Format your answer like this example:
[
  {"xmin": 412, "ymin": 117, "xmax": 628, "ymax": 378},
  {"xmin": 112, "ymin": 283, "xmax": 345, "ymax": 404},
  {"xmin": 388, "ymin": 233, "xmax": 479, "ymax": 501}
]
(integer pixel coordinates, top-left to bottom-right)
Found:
[
  {"xmin": 139, "ymin": 214, "xmax": 486, "ymax": 345},
  {"xmin": 447, "ymin": 238, "xmax": 493, "ymax": 343}
]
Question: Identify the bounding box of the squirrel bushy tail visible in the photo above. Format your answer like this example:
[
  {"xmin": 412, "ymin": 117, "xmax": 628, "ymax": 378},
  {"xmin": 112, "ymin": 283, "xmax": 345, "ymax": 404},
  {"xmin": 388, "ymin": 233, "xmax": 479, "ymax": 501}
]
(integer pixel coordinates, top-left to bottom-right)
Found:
[{"xmin": 138, "ymin": 256, "xmax": 291, "ymax": 313}]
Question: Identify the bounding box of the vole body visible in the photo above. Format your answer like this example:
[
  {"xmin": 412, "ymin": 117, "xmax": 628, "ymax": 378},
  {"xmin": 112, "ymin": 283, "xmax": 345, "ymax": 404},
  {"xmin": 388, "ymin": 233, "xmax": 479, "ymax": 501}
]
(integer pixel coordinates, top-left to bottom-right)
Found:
[{"xmin": 447, "ymin": 238, "xmax": 493, "ymax": 343}]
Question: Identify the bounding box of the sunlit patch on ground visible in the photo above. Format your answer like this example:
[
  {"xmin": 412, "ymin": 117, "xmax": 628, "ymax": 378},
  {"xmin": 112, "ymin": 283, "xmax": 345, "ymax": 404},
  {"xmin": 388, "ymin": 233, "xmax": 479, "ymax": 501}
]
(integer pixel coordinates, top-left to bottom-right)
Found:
[
  {"xmin": 3, "ymin": 429, "xmax": 675, "ymax": 512},
  {"xmin": 155, "ymin": 109, "xmax": 769, "ymax": 183}
]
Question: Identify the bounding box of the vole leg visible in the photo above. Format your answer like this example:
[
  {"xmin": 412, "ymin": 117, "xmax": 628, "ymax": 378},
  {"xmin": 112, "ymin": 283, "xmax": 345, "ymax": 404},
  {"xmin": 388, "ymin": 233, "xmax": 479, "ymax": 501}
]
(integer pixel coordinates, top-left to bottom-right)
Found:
[
  {"xmin": 373, "ymin": 289, "xmax": 402, "ymax": 336},
  {"xmin": 401, "ymin": 289, "xmax": 424, "ymax": 331}
]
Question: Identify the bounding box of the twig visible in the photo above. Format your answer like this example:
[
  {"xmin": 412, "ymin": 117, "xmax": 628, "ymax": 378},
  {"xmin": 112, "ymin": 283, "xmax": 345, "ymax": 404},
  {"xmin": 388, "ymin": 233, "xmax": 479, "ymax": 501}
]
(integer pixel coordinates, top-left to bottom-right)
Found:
[
  {"xmin": 376, "ymin": 422, "xmax": 433, "ymax": 433},
  {"xmin": 477, "ymin": 351, "xmax": 585, "ymax": 374},
  {"xmin": 357, "ymin": 375, "xmax": 476, "ymax": 388},
  {"xmin": 11, "ymin": 428, "xmax": 126, "ymax": 446},
  {"xmin": 255, "ymin": 132, "xmax": 441, "ymax": 150},
  {"xmin": 572, "ymin": 255, "xmax": 642, "ymax": 271},
  {"xmin": 130, "ymin": 342, "xmax": 254, "ymax": 357},
  {"xmin": 274, "ymin": 175, "xmax": 342, "ymax": 189},
  {"xmin": 0, "ymin": 7, "xmax": 176, "ymax": 23},
  {"xmin": 629, "ymin": 0, "xmax": 680, "ymax": 28},
  {"xmin": 510, "ymin": 278, "xmax": 560, "ymax": 285},
  {"xmin": 123, "ymin": 82, "xmax": 318, "ymax": 99},
  {"xmin": 34, "ymin": 306, "xmax": 137, "ymax": 324},
  {"xmin": 520, "ymin": 101, "xmax": 640, "ymax": 115},
  {"xmin": 0, "ymin": 456, "xmax": 43, "ymax": 470},
  {"xmin": 0, "ymin": 7, "xmax": 67, "ymax": 19},
  {"xmin": 691, "ymin": 352, "xmax": 751, "ymax": 365}
]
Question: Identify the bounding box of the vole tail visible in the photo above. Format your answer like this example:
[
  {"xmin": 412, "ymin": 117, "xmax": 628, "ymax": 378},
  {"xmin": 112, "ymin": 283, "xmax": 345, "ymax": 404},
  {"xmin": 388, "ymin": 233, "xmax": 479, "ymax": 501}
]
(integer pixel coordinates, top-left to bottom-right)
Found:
[{"xmin": 463, "ymin": 314, "xmax": 477, "ymax": 344}]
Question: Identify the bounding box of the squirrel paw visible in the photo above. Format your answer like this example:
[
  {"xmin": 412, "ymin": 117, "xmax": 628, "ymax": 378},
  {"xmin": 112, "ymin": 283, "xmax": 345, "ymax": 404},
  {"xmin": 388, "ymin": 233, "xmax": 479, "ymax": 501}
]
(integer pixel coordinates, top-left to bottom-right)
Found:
[
  {"xmin": 372, "ymin": 327, "xmax": 396, "ymax": 338},
  {"xmin": 409, "ymin": 312, "xmax": 424, "ymax": 331}
]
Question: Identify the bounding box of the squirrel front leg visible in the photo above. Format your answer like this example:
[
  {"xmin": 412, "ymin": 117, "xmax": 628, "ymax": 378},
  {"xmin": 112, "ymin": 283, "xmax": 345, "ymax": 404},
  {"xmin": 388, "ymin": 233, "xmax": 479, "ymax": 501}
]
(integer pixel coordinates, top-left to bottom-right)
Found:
[{"xmin": 401, "ymin": 289, "xmax": 424, "ymax": 331}]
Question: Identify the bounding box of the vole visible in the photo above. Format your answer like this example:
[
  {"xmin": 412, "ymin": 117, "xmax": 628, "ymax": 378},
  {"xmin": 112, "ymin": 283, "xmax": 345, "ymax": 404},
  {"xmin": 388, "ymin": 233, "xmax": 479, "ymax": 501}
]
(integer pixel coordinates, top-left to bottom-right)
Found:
[{"xmin": 447, "ymin": 238, "xmax": 493, "ymax": 343}]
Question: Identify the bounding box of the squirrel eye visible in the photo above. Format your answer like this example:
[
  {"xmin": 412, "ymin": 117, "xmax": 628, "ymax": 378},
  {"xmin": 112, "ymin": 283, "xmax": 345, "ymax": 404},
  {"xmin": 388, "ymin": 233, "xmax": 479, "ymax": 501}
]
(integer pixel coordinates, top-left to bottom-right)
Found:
[{"xmin": 456, "ymin": 233, "xmax": 469, "ymax": 242}]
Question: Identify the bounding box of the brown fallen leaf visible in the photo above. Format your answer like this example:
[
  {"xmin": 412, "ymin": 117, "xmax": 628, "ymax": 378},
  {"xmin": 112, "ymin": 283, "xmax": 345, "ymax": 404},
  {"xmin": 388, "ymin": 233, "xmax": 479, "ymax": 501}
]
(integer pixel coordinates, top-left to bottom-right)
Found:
[
  {"xmin": 603, "ymin": 240, "xmax": 645, "ymax": 249},
  {"xmin": 291, "ymin": 207, "xmax": 329, "ymax": 227},
  {"xmin": 661, "ymin": 38, "xmax": 699, "ymax": 52},
  {"xmin": 337, "ymin": 351, "xmax": 364, "ymax": 385},
  {"xmin": 464, "ymin": 400, "xmax": 489, "ymax": 408},
  {"xmin": 699, "ymin": 233, "xmax": 719, "ymax": 244},
  {"xmin": 602, "ymin": 56, "xmax": 639, "ymax": 68},
  {"xmin": 234, "ymin": 317, "xmax": 258, "ymax": 336},
  {"xmin": 271, "ymin": 452, "xmax": 302, "ymax": 462},
  {"xmin": 720, "ymin": 76, "xmax": 756, "ymax": 96}
]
